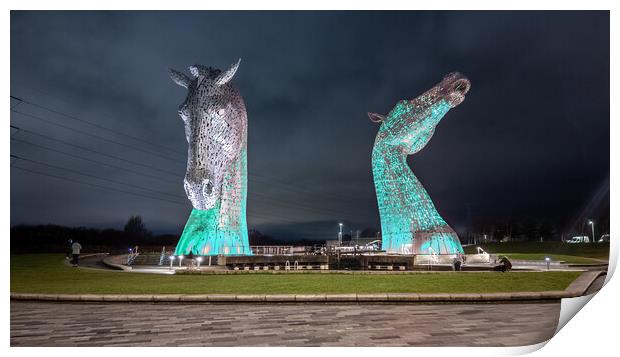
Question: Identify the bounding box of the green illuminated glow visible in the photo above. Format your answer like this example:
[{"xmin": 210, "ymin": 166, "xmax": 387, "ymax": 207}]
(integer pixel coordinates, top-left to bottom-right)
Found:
[
  {"xmin": 372, "ymin": 97, "xmax": 464, "ymax": 255},
  {"xmin": 174, "ymin": 150, "xmax": 251, "ymax": 256}
]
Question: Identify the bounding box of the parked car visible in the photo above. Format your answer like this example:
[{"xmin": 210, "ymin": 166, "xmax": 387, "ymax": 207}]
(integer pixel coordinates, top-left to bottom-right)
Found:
[
  {"xmin": 567, "ymin": 236, "xmax": 590, "ymax": 243},
  {"xmin": 598, "ymin": 234, "xmax": 610, "ymax": 243}
]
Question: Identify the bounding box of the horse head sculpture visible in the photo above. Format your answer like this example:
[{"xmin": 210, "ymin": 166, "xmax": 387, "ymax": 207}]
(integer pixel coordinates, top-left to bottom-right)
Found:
[
  {"xmin": 169, "ymin": 59, "xmax": 250, "ymax": 256},
  {"xmin": 369, "ymin": 72, "xmax": 471, "ymax": 255}
]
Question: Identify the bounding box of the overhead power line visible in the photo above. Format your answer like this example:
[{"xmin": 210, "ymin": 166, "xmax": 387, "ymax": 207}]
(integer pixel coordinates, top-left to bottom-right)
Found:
[
  {"xmin": 11, "ymin": 129, "xmax": 361, "ymax": 218},
  {"xmin": 11, "ymin": 109, "xmax": 183, "ymax": 163},
  {"xmin": 10, "ymin": 125, "xmax": 183, "ymax": 178},
  {"xmin": 249, "ymin": 190, "xmax": 358, "ymax": 220},
  {"xmin": 10, "ymin": 95, "xmax": 368, "ymax": 208},
  {"xmin": 9, "ymin": 96, "xmax": 372, "ymax": 223},
  {"xmin": 11, "ymin": 136, "xmax": 180, "ymax": 185},
  {"xmin": 249, "ymin": 174, "xmax": 371, "ymax": 206},
  {"xmin": 11, "ymin": 154, "xmax": 186, "ymax": 201},
  {"xmin": 11, "ymin": 162, "xmax": 302, "ymax": 224},
  {"xmin": 11, "ymin": 128, "xmax": 365, "ymax": 221},
  {"xmin": 11, "ymin": 95, "xmax": 367, "ymax": 206},
  {"xmin": 10, "ymin": 95, "xmax": 185, "ymax": 156},
  {"xmin": 12, "ymin": 163, "xmax": 188, "ymax": 207},
  {"xmin": 9, "ymin": 97, "xmax": 363, "ymax": 228}
]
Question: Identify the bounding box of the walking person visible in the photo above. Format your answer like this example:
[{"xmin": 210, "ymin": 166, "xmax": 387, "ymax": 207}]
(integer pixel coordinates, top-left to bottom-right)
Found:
[{"xmin": 71, "ymin": 240, "xmax": 82, "ymax": 267}]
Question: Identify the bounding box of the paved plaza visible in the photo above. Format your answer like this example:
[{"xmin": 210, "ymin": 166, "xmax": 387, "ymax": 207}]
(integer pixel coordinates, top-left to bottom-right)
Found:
[{"xmin": 11, "ymin": 301, "xmax": 560, "ymax": 346}]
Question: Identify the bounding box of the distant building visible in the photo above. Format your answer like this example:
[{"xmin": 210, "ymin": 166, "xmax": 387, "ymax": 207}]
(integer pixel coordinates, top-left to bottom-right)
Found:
[{"xmin": 325, "ymin": 240, "xmax": 340, "ymax": 248}]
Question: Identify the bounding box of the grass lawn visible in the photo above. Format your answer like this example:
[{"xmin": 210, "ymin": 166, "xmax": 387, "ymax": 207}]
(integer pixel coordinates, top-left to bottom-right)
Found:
[
  {"xmin": 10, "ymin": 254, "xmax": 582, "ymax": 295},
  {"xmin": 464, "ymin": 242, "xmax": 609, "ymax": 263}
]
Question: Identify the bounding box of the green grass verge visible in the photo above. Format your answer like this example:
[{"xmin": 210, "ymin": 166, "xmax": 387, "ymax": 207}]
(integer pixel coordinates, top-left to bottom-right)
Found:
[
  {"xmin": 490, "ymin": 253, "xmax": 603, "ymax": 264},
  {"xmin": 464, "ymin": 242, "xmax": 609, "ymax": 262},
  {"xmin": 10, "ymin": 254, "xmax": 582, "ymax": 295}
]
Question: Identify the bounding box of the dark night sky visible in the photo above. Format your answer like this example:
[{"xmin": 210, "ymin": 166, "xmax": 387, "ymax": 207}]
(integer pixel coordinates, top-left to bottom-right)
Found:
[{"xmin": 10, "ymin": 11, "xmax": 610, "ymax": 241}]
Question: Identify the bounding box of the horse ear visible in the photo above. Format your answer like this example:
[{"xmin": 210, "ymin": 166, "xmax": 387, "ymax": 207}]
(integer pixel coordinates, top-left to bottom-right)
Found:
[
  {"xmin": 215, "ymin": 58, "xmax": 241, "ymax": 86},
  {"xmin": 368, "ymin": 112, "xmax": 386, "ymax": 123},
  {"xmin": 169, "ymin": 68, "xmax": 191, "ymax": 88}
]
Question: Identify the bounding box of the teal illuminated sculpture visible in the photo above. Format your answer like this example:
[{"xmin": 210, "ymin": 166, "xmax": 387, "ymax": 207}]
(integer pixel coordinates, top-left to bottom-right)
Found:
[
  {"xmin": 369, "ymin": 73, "xmax": 471, "ymax": 255},
  {"xmin": 169, "ymin": 59, "xmax": 251, "ymax": 256}
]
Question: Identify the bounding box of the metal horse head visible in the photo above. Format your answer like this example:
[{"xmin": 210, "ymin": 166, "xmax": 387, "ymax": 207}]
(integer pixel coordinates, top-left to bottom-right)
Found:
[
  {"xmin": 368, "ymin": 72, "xmax": 471, "ymax": 255},
  {"xmin": 369, "ymin": 72, "xmax": 471, "ymax": 155},
  {"xmin": 169, "ymin": 59, "xmax": 247, "ymax": 210}
]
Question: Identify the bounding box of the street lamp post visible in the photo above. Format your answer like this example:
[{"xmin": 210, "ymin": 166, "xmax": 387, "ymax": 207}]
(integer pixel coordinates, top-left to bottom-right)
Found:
[
  {"xmin": 338, "ymin": 222, "xmax": 343, "ymax": 246},
  {"xmin": 588, "ymin": 220, "xmax": 595, "ymax": 243}
]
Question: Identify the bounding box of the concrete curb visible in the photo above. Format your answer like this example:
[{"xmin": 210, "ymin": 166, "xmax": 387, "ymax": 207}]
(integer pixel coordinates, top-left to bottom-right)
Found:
[
  {"xmin": 8, "ymin": 292, "xmax": 571, "ymax": 303},
  {"xmin": 563, "ymin": 270, "xmax": 605, "ymax": 296},
  {"xmin": 11, "ymin": 271, "xmax": 605, "ymax": 304},
  {"xmin": 63, "ymin": 253, "xmax": 108, "ymax": 268},
  {"xmin": 102, "ymin": 255, "xmax": 132, "ymax": 271},
  {"xmin": 566, "ymin": 263, "xmax": 609, "ymax": 268}
]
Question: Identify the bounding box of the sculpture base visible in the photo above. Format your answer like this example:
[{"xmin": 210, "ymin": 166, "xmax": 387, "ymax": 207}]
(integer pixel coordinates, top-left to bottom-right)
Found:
[
  {"xmin": 174, "ymin": 207, "xmax": 252, "ymax": 256},
  {"xmin": 383, "ymin": 231, "xmax": 464, "ymax": 255},
  {"xmin": 416, "ymin": 232, "xmax": 464, "ymax": 254}
]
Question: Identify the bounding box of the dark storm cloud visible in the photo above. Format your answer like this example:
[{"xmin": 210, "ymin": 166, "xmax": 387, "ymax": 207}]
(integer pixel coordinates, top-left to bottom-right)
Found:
[{"xmin": 10, "ymin": 11, "xmax": 609, "ymax": 239}]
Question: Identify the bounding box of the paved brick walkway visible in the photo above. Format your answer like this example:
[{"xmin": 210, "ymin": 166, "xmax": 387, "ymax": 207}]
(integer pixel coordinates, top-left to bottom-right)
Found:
[{"xmin": 11, "ymin": 301, "xmax": 560, "ymax": 346}]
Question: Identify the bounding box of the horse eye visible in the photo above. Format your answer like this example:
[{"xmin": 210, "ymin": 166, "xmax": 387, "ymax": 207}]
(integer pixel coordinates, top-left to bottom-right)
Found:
[{"xmin": 218, "ymin": 108, "xmax": 226, "ymax": 116}]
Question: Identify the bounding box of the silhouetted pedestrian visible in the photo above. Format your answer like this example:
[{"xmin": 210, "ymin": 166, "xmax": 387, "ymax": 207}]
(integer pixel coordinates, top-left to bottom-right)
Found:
[{"xmin": 71, "ymin": 241, "xmax": 82, "ymax": 267}]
